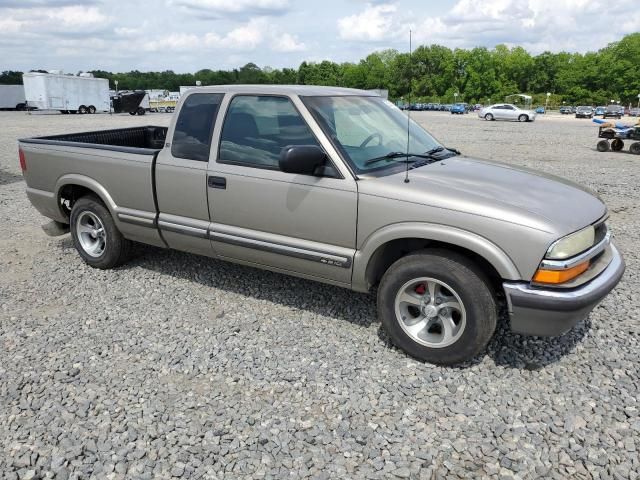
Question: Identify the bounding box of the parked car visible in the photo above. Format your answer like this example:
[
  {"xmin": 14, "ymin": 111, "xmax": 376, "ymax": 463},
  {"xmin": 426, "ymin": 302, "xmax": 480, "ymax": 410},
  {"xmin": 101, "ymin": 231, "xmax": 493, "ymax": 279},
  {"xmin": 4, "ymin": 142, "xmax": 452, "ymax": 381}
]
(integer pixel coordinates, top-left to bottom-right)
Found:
[
  {"xmin": 630, "ymin": 107, "xmax": 640, "ymax": 117},
  {"xmin": 535, "ymin": 106, "xmax": 545, "ymax": 114},
  {"xmin": 450, "ymin": 103, "xmax": 466, "ymax": 114},
  {"xmin": 619, "ymin": 106, "xmax": 626, "ymax": 117},
  {"xmin": 559, "ymin": 106, "xmax": 572, "ymax": 114},
  {"xmin": 603, "ymin": 104, "xmax": 622, "ymax": 119},
  {"xmin": 575, "ymin": 106, "xmax": 593, "ymax": 119},
  {"xmin": 19, "ymin": 85, "xmax": 624, "ymax": 365},
  {"xmin": 594, "ymin": 106, "xmax": 606, "ymax": 116},
  {"xmin": 478, "ymin": 103, "xmax": 536, "ymax": 122}
]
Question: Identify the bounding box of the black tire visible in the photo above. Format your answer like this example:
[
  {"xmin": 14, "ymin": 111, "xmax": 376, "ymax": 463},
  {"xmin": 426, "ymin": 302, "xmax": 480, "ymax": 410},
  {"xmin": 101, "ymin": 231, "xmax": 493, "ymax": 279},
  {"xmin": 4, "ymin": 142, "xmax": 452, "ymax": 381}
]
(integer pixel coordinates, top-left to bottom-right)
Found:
[
  {"xmin": 484, "ymin": 113, "xmax": 494, "ymax": 121},
  {"xmin": 136, "ymin": 107, "xmax": 146, "ymax": 116},
  {"xmin": 78, "ymin": 105, "xmax": 87, "ymax": 114},
  {"xmin": 630, "ymin": 142, "xmax": 640, "ymax": 155},
  {"xmin": 596, "ymin": 140, "xmax": 610, "ymax": 152},
  {"xmin": 88, "ymin": 105, "xmax": 96, "ymax": 114},
  {"xmin": 611, "ymin": 139, "xmax": 624, "ymax": 151},
  {"xmin": 518, "ymin": 114, "xmax": 528, "ymax": 122},
  {"xmin": 129, "ymin": 110, "xmax": 137, "ymax": 116},
  {"xmin": 377, "ymin": 249, "xmax": 497, "ymax": 365},
  {"xmin": 16, "ymin": 103, "xmax": 26, "ymax": 111},
  {"xmin": 70, "ymin": 195, "xmax": 132, "ymax": 269},
  {"xmin": 60, "ymin": 110, "xmax": 69, "ymax": 114}
]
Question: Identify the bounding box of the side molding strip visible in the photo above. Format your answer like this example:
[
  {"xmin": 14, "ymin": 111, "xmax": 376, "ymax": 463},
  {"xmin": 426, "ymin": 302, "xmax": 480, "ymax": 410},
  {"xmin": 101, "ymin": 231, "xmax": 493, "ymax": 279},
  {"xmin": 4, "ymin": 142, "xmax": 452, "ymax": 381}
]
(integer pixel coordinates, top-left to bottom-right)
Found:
[
  {"xmin": 158, "ymin": 220, "xmax": 209, "ymax": 239},
  {"xmin": 210, "ymin": 231, "xmax": 351, "ymax": 268}
]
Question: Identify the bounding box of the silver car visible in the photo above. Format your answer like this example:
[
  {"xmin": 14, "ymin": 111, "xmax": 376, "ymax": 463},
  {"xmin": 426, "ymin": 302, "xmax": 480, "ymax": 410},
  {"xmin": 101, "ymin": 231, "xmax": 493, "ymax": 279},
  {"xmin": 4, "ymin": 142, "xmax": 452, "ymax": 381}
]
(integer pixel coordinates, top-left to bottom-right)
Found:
[
  {"xmin": 479, "ymin": 103, "xmax": 537, "ymax": 122},
  {"xmin": 19, "ymin": 85, "xmax": 623, "ymax": 365}
]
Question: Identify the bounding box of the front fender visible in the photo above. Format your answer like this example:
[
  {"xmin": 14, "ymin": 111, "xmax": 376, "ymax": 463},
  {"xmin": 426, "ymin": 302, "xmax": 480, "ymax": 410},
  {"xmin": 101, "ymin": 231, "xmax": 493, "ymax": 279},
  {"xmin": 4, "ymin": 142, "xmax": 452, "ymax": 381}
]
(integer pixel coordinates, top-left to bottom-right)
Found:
[{"xmin": 351, "ymin": 222, "xmax": 521, "ymax": 292}]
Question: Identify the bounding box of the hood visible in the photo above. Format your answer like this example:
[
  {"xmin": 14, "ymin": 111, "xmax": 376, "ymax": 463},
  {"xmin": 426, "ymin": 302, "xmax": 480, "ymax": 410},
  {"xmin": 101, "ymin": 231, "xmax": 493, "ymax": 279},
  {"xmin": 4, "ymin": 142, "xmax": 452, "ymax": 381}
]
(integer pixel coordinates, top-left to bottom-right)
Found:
[{"xmin": 359, "ymin": 156, "xmax": 606, "ymax": 235}]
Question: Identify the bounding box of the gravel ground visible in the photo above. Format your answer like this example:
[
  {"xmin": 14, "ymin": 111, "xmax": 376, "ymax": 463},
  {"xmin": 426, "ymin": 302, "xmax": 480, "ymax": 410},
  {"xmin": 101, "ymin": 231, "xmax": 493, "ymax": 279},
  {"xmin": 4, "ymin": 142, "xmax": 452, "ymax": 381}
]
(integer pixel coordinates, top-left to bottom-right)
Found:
[{"xmin": 0, "ymin": 110, "xmax": 638, "ymax": 479}]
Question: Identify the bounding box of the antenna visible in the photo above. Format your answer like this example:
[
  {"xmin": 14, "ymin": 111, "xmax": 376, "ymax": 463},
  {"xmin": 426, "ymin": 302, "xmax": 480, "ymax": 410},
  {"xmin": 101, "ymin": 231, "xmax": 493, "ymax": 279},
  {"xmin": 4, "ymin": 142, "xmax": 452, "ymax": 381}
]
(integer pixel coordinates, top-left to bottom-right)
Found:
[{"xmin": 404, "ymin": 29, "xmax": 412, "ymax": 184}]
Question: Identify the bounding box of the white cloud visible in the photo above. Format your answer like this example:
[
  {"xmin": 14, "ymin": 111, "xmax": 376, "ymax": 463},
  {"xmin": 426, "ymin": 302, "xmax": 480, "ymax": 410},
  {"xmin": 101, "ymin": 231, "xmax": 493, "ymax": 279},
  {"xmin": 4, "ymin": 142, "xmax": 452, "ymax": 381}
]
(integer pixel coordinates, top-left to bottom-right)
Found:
[
  {"xmin": 172, "ymin": 0, "xmax": 290, "ymax": 15},
  {"xmin": 337, "ymin": 0, "xmax": 640, "ymax": 53},
  {"xmin": 143, "ymin": 33, "xmax": 201, "ymax": 52},
  {"xmin": 143, "ymin": 17, "xmax": 305, "ymax": 53},
  {"xmin": 337, "ymin": 3, "xmax": 401, "ymax": 41},
  {"xmin": 272, "ymin": 32, "xmax": 306, "ymax": 52},
  {"xmin": 0, "ymin": 5, "xmax": 111, "ymax": 34},
  {"xmin": 416, "ymin": 0, "xmax": 640, "ymax": 53}
]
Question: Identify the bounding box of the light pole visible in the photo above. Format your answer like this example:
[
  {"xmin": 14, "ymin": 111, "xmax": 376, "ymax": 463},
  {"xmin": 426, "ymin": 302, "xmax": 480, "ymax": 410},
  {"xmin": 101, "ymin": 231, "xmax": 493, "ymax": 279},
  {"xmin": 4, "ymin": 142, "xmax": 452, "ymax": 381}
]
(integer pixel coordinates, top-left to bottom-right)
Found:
[{"xmin": 545, "ymin": 92, "xmax": 550, "ymax": 112}]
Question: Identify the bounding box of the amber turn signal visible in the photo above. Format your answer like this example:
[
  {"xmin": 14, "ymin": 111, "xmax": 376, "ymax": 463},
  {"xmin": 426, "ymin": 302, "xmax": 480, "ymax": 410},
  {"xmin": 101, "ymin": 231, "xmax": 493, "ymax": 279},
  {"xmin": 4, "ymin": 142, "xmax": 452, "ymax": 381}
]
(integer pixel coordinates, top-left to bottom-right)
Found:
[{"xmin": 533, "ymin": 261, "xmax": 590, "ymax": 284}]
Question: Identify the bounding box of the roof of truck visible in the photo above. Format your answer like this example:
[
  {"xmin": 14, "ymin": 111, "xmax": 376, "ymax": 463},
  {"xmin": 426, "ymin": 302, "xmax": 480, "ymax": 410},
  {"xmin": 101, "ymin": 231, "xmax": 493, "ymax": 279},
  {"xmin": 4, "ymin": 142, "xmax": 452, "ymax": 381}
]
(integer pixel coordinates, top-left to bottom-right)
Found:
[{"xmin": 181, "ymin": 84, "xmax": 379, "ymax": 96}]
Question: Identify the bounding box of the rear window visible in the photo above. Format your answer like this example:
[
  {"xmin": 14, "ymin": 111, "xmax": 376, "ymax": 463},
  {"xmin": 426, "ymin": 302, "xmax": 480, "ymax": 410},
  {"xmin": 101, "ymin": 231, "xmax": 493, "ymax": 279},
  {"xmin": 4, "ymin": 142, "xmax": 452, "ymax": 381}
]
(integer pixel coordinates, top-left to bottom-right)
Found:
[{"xmin": 172, "ymin": 93, "xmax": 224, "ymax": 162}]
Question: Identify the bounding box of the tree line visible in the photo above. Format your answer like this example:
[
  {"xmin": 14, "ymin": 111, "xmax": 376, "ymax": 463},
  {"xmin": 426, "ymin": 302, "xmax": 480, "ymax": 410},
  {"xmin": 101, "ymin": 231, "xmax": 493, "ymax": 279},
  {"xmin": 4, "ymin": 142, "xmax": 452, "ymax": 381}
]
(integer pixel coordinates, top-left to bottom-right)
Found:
[{"xmin": 2, "ymin": 33, "xmax": 639, "ymax": 107}]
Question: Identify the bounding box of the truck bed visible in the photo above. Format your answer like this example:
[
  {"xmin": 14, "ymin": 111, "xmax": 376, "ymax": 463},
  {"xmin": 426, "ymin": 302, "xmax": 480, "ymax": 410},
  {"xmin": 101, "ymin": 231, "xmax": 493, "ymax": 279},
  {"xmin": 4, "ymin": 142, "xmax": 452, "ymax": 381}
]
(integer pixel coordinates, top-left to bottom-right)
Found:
[{"xmin": 20, "ymin": 126, "xmax": 168, "ymax": 154}]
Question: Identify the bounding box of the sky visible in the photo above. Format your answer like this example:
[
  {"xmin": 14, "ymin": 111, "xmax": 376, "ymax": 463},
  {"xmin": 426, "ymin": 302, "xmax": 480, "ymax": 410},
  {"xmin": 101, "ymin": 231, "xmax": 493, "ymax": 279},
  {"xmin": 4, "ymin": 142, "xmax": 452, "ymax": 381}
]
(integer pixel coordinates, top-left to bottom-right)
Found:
[{"xmin": 1, "ymin": 0, "xmax": 638, "ymax": 73}]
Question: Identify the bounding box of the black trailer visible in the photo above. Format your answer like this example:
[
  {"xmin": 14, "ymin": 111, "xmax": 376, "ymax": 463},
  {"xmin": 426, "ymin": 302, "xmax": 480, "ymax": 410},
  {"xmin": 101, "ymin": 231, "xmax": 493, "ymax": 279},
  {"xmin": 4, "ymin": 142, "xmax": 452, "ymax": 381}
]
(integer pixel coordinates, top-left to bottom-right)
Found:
[{"xmin": 110, "ymin": 91, "xmax": 147, "ymax": 115}]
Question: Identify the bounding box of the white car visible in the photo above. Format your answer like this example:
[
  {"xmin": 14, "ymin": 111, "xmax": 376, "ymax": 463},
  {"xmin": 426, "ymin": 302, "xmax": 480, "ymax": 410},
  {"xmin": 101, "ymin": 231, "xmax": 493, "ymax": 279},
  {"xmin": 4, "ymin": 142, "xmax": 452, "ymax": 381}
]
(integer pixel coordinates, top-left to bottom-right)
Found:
[{"xmin": 478, "ymin": 103, "xmax": 536, "ymax": 122}]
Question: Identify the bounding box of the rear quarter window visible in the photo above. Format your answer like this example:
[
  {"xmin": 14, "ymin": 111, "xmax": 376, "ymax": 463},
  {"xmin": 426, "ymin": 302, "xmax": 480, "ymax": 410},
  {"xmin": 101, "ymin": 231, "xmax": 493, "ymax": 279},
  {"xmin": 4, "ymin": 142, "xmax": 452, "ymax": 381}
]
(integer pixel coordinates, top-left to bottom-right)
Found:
[{"xmin": 171, "ymin": 93, "xmax": 224, "ymax": 162}]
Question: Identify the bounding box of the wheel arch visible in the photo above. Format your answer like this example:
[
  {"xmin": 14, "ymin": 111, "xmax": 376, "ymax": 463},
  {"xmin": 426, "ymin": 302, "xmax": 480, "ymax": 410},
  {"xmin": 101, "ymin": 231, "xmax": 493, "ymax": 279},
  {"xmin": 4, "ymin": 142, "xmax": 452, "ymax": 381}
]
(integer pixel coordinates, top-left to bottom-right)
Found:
[
  {"xmin": 352, "ymin": 223, "xmax": 521, "ymax": 293},
  {"xmin": 55, "ymin": 174, "xmax": 117, "ymax": 222}
]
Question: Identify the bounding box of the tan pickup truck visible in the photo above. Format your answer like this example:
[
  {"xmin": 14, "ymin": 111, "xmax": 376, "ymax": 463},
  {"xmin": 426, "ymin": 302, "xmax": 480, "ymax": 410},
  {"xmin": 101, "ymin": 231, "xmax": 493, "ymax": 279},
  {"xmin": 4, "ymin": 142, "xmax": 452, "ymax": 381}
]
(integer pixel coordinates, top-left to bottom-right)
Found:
[{"xmin": 19, "ymin": 85, "xmax": 624, "ymax": 365}]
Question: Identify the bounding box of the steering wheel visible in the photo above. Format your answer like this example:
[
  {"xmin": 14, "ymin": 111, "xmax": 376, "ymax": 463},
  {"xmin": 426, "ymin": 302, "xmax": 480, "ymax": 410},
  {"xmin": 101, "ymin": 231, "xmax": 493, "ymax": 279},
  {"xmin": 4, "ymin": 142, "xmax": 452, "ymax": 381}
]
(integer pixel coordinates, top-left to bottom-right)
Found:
[{"xmin": 360, "ymin": 132, "xmax": 383, "ymax": 148}]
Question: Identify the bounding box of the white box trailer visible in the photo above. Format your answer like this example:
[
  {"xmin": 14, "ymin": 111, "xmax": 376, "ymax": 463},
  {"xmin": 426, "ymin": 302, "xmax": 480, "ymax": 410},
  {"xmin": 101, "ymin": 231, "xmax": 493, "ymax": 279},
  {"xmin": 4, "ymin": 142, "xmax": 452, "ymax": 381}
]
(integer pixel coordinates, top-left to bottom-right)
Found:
[
  {"xmin": 23, "ymin": 72, "xmax": 110, "ymax": 114},
  {"xmin": 0, "ymin": 85, "xmax": 26, "ymax": 110}
]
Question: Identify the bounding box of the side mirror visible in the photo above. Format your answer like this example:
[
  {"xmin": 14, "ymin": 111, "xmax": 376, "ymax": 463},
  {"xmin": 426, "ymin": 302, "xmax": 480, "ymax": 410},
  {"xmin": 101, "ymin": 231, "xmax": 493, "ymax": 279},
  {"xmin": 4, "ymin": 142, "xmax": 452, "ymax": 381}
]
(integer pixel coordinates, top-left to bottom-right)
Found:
[{"xmin": 279, "ymin": 145, "xmax": 328, "ymax": 176}]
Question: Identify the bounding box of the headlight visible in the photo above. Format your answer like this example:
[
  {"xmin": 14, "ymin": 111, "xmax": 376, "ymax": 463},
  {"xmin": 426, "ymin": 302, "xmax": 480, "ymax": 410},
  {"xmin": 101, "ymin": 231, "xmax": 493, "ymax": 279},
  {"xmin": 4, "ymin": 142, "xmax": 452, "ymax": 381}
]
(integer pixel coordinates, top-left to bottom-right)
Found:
[{"xmin": 546, "ymin": 226, "xmax": 595, "ymax": 260}]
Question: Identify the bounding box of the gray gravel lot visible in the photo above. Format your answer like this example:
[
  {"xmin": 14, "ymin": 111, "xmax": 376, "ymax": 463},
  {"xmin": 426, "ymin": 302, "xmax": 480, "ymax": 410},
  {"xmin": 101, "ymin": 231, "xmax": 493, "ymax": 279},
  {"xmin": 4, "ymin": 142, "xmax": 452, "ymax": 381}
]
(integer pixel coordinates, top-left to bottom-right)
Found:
[{"xmin": 0, "ymin": 110, "xmax": 638, "ymax": 479}]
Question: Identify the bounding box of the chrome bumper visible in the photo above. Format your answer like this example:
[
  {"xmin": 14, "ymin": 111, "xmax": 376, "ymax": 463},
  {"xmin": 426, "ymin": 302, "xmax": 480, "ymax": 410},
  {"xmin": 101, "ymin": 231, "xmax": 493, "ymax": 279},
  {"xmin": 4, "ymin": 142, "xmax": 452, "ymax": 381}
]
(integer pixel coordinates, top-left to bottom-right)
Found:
[{"xmin": 503, "ymin": 244, "xmax": 625, "ymax": 336}]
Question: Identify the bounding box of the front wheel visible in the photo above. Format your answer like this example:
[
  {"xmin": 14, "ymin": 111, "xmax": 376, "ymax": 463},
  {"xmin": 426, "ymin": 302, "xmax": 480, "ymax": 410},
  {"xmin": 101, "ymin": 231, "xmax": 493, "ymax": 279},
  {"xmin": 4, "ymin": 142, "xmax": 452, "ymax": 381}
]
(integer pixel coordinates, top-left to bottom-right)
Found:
[
  {"xmin": 597, "ymin": 140, "xmax": 610, "ymax": 152},
  {"xmin": 484, "ymin": 113, "xmax": 494, "ymax": 121},
  {"xmin": 87, "ymin": 105, "xmax": 96, "ymax": 114},
  {"xmin": 70, "ymin": 196, "xmax": 132, "ymax": 269},
  {"xmin": 78, "ymin": 105, "xmax": 87, "ymax": 114},
  {"xmin": 377, "ymin": 250, "xmax": 497, "ymax": 365},
  {"xmin": 518, "ymin": 114, "xmax": 528, "ymax": 122},
  {"xmin": 630, "ymin": 142, "xmax": 640, "ymax": 155}
]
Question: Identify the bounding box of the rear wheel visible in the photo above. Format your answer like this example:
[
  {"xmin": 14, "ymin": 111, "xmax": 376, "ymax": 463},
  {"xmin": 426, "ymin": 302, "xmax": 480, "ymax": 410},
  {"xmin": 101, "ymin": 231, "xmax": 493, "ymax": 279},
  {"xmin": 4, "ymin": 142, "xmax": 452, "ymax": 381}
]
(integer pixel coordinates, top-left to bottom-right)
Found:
[
  {"xmin": 88, "ymin": 105, "xmax": 96, "ymax": 114},
  {"xmin": 611, "ymin": 139, "xmax": 624, "ymax": 151},
  {"xmin": 518, "ymin": 114, "xmax": 528, "ymax": 122},
  {"xmin": 78, "ymin": 105, "xmax": 87, "ymax": 114},
  {"xmin": 70, "ymin": 196, "xmax": 132, "ymax": 269},
  {"xmin": 377, "ymin": 250, "xmax": 497, "ymax": 365},
  {"xmin": 136, "ymin": 107, "xmax": 146, "ymax": 116},
  {"xmin": 630, "ymin": 142, "xmax": 640, "ymax": 155},
  {"xmin": 597, "ymin": 140, "xmax": 610, "ymax": 152},
  {"xmin": 484, "ymin": 113, "xmax": 494, "ymax": 121}
]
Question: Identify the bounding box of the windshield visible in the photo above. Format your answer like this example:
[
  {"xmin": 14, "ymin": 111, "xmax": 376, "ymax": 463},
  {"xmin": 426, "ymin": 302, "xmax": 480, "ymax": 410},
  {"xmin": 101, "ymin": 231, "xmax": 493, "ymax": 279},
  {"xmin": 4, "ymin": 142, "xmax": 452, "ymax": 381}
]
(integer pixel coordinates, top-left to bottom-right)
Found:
[{"xmin": 301, "ymin": 96, "xmax": 441, "ymax": 175}]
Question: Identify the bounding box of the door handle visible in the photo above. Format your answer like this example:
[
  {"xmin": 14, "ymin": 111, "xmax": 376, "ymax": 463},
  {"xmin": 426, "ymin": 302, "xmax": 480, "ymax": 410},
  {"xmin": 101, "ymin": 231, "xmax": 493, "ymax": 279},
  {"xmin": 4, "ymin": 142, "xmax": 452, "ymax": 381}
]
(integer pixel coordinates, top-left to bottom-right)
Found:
[{"xmin": 208, "ymin": 176, "xmax": 226, "ymax": 189}]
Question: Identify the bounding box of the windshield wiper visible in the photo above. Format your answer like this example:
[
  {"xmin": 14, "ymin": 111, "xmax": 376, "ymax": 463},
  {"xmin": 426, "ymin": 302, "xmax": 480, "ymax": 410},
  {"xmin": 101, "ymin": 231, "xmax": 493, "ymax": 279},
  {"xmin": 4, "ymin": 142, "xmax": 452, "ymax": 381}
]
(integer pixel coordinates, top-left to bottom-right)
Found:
[
  {"xmin": 364, "ymin": 151, "xmax": 441, "ymax": 166},
  {"xmin": 364, "ymin": 146, "xmax": 460, "ymax": 167}
]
